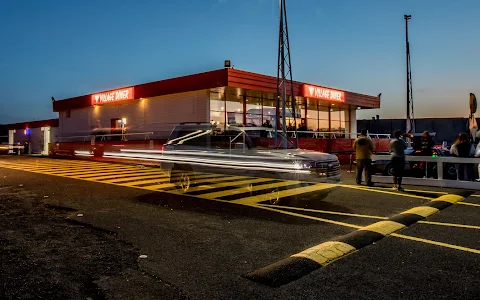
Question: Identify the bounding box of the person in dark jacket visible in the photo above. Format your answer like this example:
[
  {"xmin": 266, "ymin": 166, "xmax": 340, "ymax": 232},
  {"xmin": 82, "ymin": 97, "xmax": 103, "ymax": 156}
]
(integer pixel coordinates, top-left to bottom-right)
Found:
[
  {"xmin": 450, "ymin": 132, "xmax": 475, "ymax": 181},
  {"xmin": 420, "ymin": 131, "xmax": 434, "ymax": 155},
  {"xmin": 389, "ymin": 130, "xmax": 407, "ymax": 191}
]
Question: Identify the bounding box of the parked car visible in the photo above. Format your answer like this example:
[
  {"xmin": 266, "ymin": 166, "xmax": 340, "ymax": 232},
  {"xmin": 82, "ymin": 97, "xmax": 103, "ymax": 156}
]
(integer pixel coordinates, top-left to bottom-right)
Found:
[
  {"xmin": 161, "ymin": 123, "xmax": 341, "ymax": 192},
  {"xmin": 372, "ymin": 148, "xmax": 457, "ymax": 180}
]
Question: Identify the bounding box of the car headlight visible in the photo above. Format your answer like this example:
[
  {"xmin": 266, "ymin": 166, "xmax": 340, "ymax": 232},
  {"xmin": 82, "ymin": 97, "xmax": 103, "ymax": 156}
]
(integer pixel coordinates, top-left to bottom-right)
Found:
[{"xmin": 293, "ymin": 162, "xmax": 311, "ymax": 170}]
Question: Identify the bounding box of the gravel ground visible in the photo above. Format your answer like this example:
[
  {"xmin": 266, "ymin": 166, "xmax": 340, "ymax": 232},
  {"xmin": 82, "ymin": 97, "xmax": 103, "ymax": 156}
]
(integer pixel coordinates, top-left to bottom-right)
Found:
[{"xmin": 0, "ymin": 184, "xmax": 186, "ymax": 300}]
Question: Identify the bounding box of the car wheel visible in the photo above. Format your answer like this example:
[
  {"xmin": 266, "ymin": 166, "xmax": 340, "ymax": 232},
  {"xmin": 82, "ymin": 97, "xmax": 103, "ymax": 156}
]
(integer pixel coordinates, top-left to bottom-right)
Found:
[
  {"xmin": 172, "ymin": 165, "xmax": 194, "ymax": 193},
  {"xmin": 384, "ymin": 163, "xmax": 395, "ymax": 176},
  {"xmin": 444, "ymin": 164, "xmax": 457, "ymax": 180}
]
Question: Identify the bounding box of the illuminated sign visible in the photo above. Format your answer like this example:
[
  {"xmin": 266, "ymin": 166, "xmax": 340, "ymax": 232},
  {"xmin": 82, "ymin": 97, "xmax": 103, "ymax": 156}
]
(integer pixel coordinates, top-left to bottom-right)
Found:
[
  {"xmin": 302, "ymin": 84, "xmax": 345, "ymax": 102},
  {"xmin": 91, "ymin": 87, "xmax": 134, "ymax": 105}
]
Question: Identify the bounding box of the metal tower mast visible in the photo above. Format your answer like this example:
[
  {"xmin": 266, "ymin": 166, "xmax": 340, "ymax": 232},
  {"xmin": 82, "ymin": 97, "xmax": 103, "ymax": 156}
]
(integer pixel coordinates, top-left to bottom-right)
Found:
[
  {"xmin": 405, "ymin": 14, "xmax": 415, "ymax": 134},
  {"xmin": 275, "ymin": 0, "xmax": 298, "ymax": 149}
]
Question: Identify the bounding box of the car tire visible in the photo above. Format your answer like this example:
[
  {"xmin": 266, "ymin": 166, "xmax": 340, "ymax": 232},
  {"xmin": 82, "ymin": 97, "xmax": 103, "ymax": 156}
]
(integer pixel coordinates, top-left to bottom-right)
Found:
[
  {"xmin": 172, "ymin": 165, "xmax": 195, "ymax": 193},
  {"xmin": 444, "ymin": 164, "xmax": 457, "ymax": 180},
  {"xmin": 384, "ymin": 163, "xmax": 395, "ymax": 176}
]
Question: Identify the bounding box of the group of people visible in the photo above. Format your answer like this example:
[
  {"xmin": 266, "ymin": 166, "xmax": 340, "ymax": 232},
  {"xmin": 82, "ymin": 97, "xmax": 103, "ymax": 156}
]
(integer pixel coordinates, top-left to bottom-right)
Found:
[{"xmin": 354, "ymin": 128, "xmax": 480, "ymax": 190}]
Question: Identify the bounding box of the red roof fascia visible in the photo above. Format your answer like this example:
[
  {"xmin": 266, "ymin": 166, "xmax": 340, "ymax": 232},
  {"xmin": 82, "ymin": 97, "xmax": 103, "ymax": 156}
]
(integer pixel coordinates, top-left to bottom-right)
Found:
[
  {"xmin": 8, "ymin": 118, "xmax": 59, "ymax": 130},
  {"xmin": 52, "ymin": 68, "xmax": 380, "ymax": 111},
  {"xmin": 53, "ymin": 69, "xmax": 228, "ymax": 112},
  {"xmin": 227, "ymin": 69, "xmax": 380, "ymax": 108}
]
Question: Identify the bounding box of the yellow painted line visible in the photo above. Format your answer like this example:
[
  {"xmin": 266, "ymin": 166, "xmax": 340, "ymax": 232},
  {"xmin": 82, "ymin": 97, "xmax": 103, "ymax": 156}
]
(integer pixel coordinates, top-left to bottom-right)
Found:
[
  {"xmin": 193, "ymin": 178, "xmax": 275, "ymax": 194},
  {"xmin": 392, "ymin": 233, "xmax": 480, "ymax": 255},
  {"xmin": 250, "ymin": 204, "xmax": 362, "ymax": 229},
  {"xmin": 292, "ymin": 241, "xmax": 356, "ymax": 265},
  {"xmin": 359, "ymin": 220, "xmax": 406, "ymax": 236},
  {"xmin": 31, "ymin": 167, "xmax": 138, "ymax": 175},
  {"xmin": 418, "ymin": 220, "xmax": 480, "ymax": 230},
  {"xmin": 432, "ymin": 194, "xmax": 465, "ymax": 204},
  {"xmin": 120, "ymin": 177, "xmax": 172, "ymax": 186},
  {"xmin": 198, "ymin": 180, "xmax": 299, "ymax": 199},
  {"xmin": 187, "ymin": 175, "xmax": 248, "ymax": 185},
  {"xmin": 338, "ymin": 184, "xmax": 433, "ymax": 200},
  {"xmin": 82, "ymin": 171, "xmax": 167, "ymax": 181},
  {"xmin": 119, "ymin": 173, "xmax": 224, "ymax": 187},
  {"xmin": 457, "ymin": 202, "xmax": 480, "ymax": 207},
  {"xmin": 140, "ymin": 183, "xmax": 176, "ymax": 190},
  {"xmin": 233, "ymin": 183, "xmax": 337, "ymax": 205},
  {"xmin": 47, "ymin": 165, "xmax": 140, "ymax": 174},
  {"xmin": 470, "ymin": 194, "xmax": 480, "ymax": 198},
  {"xmin": 70, "ymin": 169, "xmax": 159, "ymax": 179},
  {"xmin": 259, "ymin": 204, "xmax": 387, "ymax": 220},
  {"xmin": 401, "ymin": 206, "xmax": 439, "ymax": 218},
  {"xmin": 104, "ymin": 174, "xmax": 172, "ymax": 183},
  {"xmin": 404, "ymin": 189, "xmax": 448, "ymax": 195}
]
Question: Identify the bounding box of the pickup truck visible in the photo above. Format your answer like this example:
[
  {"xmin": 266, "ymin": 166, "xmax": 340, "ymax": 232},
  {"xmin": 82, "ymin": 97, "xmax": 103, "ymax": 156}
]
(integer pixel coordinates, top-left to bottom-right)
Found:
[{"xmin": 160, "ymin": 123, "xmax": 341, "ymax": 192}]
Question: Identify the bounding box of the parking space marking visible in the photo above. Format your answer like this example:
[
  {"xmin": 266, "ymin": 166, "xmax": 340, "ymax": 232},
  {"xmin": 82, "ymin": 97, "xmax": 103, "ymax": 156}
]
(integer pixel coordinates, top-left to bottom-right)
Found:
[
  {"xmin": 458, "ymin": 202, "xmax": 480, "ymax": 208},
  {"xmin": 418, "ymin": 221, "xmax": 480, "ymax": 230},
  {"xmin": 391, "ymin": 233, "xmax": 480, "ymax": 255},
  {"xmin": 250, "ymin": 204, "xmax": 362, "ymax": 229},
  {"xmin": 258, "ymin": 204, "xmax": 387, "ymax": 220},
  {"xmin": 338, "ymin": 184, "xmax": 433, "ymax": 200},
  {"xmin": 232, "ymin": 183, "xmax": 337, "ymax": 205}
]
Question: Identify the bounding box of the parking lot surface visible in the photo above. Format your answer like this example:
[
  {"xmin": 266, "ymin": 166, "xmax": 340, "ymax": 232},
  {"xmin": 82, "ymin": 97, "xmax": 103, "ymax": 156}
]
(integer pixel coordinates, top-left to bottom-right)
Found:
[{"xmin": 1, "ymin": 156, "xmax": 479, "ymax": 299}]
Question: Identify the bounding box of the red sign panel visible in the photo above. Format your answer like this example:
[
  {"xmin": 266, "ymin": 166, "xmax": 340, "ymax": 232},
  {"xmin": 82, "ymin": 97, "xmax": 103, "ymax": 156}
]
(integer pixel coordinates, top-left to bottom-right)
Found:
[
  {"xmin": 91, "ymin": 87, "xmax": 134, "ymax": 105},
  {"xmin": 302, "ymin": 84, "xmax": 345, "ymax": 102}
]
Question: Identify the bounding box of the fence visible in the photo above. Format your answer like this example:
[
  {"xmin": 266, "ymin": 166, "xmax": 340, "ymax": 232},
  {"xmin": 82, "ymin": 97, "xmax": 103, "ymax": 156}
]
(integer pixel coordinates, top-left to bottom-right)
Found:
[
  {"xmin": 287, "ymin": 131, "xmax": 391, "ymax": 139},
  {"xmin": 370, "ymin": 154, "xmax": 480, "ymax": 190}
]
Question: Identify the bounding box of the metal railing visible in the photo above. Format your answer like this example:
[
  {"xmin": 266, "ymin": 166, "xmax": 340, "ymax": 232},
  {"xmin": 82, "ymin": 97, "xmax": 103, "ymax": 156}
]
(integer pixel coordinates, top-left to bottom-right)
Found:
[
  {"xmin": 56, "ymin": 132, "xmax": 154, "ymax": 143},
  {"xmin": 370, "ymin": 154, "xmax": 480, "ymax": 190},
  {"xmin": 286, "ymin": 131, "xmax": 391, "ymax": 139},
  {"xmin": 229, "ymin": 131, "xmax": 246, "ymax": 154}
]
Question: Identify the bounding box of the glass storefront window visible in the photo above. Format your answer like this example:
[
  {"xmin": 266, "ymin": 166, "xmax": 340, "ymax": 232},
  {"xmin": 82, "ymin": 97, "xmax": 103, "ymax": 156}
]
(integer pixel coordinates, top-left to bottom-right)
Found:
[
  {"xmin": 210, "ymin": 100, "xmax": 225, "ymax": 112},
  {"xmin": 319, "ymin": 119, "xmax": 329, "ymax": 132}
]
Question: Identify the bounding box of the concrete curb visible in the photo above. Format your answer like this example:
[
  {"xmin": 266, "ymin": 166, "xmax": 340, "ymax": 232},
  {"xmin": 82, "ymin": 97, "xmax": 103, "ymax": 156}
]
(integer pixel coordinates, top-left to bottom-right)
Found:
[{"xmin": 244, "ymin": 193, "xmax": 471, "ymax": 287}]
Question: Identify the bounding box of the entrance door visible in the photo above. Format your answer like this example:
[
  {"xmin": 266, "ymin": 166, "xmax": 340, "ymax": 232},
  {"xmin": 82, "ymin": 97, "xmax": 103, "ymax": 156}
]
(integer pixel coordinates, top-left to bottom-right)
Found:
[{"xmin": 41, "ymin": 127, "xmax": 50, "ymax": 155}]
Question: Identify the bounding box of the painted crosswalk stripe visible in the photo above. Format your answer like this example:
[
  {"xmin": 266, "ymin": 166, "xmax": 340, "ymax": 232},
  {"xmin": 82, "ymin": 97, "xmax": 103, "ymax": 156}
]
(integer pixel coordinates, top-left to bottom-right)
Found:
[
  {"xmin": 200, "ymin": 181, "xmax": 301, "ymax": 200},
  {"xmin": 188, "ymin": 178, "xmax": 275, "ymax": 194},
  {"xmin": 232, "ymin": 183, "xmax": 337, "ymax": 205},
  {"xmin": 70, "ymin": 169, "xmax": 160, "ymax": 179},
  {"xmin": 120, "ymin": 177, "xmax": 173, "ymax": 187},
  {"xmin": 80, "ymin": 171, "xmax": 167, "ymax": 181},
  {"xmin": 104, "ymin": 174, "xmax": 173, "ymax": 183}
]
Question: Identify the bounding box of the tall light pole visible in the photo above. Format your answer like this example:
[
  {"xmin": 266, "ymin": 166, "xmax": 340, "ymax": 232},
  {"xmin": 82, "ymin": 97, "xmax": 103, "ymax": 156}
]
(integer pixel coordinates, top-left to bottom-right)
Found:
[
  {"xmin": 275, "ymin": 0, "xmax": 298, "ymax": 149},
  {"xmin": 405, "ymin": 14, "xmax": 415, "ymax": 134}
]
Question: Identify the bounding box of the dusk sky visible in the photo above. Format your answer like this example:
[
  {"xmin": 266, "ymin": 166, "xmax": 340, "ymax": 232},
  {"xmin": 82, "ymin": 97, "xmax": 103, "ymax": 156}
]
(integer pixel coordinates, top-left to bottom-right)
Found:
[{"xmin": 0, "ymin": 0, "xmax": 479, "ymax": 124}]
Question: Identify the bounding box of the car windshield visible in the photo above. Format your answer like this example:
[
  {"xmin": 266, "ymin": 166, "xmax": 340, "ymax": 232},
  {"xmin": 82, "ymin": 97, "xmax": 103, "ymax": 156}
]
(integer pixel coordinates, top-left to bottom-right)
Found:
[{"xmin": 244, "ymin": 129, "xmax": 297, "ymax": 150}]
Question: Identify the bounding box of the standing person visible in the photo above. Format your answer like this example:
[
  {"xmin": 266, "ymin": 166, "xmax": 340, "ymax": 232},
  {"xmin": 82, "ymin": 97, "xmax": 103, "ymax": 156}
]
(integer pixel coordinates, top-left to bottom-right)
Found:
[
  {"xmin": 353, "ymin": 128, "xmax": 375, "ymax": 186},
  {"xmin": 418, "ymin": 131, "xmax": 435, "ymax": 177},
  {"xmin": 450, "ymin": 132, "xmax": 475, "ymax": 181},
  {"xmin": 390, "ymin": 130, "xmax": 407, "ymax": 191}
]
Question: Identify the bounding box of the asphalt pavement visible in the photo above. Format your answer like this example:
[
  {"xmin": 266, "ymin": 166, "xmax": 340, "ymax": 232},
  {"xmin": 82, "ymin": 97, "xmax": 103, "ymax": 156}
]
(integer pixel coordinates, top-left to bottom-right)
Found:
[{"xmin": 1, "ymin": 156, "xmax": 479, "ymax": 299}]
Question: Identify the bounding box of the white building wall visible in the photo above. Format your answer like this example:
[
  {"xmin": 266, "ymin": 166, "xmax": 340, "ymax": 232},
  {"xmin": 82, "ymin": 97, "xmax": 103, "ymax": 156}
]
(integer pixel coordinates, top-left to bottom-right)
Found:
[
  {"xmin": 350, "ymin": 109, "xmax": 358, "ymax": 138},
  {"xmin": 59, "ymin": 90, "xmax": 209, "ymax": 140}
]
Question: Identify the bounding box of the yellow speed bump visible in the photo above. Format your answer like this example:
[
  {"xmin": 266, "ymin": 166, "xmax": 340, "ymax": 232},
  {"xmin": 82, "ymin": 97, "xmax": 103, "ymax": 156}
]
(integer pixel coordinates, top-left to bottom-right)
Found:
[
  {"xmin": 359, "ymin": 220, "xmax": 406, "ymax": 236},
  {"xmin": 401, "ymin": 206, "xmax": 439, "ymax": 218},
  {"xmin": 292, "ymin": 241, "xmax": 356, "ymax": 265},
  {"xmin": 433, "ymin": 194, "xmax": 465, "ymax": 204}
]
